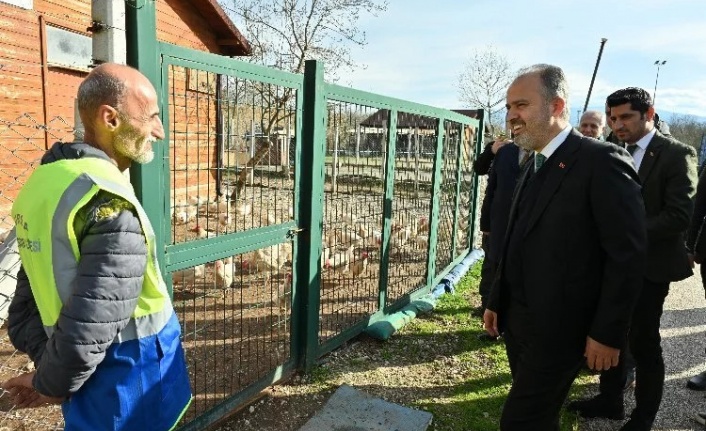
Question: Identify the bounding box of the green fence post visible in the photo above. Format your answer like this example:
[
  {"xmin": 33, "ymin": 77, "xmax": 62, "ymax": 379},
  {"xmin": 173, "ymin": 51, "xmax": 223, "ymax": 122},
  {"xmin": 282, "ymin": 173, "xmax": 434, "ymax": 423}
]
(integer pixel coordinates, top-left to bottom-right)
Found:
[
  {"xmin": 377, "ymin": 110, "xmax": 398, "ymax": 310},
  {"xmin": 426, "ymin": 118, "xmax": 446, "ymax": 287},
  {"xmin": 298, "ymin": 60, "xmax": 327, "ymax": 371},
  {"xmin": 468, "ymin": 110, "xmax": 486, "ymax": 248},
  {"xmin": 125, "ymin": 0, "xmax": 166, "ymax": 276}
]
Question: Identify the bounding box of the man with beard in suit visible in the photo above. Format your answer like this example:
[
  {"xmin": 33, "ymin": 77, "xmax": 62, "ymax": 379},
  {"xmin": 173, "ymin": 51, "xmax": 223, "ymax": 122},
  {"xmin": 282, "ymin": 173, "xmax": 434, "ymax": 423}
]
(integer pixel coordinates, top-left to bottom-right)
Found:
[
  {"xmin": 483, "ymin": 65, "xmax": 646, "ymax": 430},
  {"xmin": 568, "ymin": 87, "xmax": 697, "ymax": 430}
]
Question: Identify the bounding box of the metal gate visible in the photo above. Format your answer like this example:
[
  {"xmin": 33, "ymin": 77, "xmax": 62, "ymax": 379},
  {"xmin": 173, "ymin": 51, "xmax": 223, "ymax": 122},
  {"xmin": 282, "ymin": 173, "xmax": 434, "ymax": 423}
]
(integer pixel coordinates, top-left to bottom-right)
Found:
[{"xmin": 156, "ymin": 44, "xmax": 306, "ymax": 430}]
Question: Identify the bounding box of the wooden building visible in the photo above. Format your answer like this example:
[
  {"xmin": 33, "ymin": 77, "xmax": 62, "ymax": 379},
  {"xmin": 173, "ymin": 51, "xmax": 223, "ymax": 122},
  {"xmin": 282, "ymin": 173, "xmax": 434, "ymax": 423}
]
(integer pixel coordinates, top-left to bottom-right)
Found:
[{"xmin": 0, "ymin": 0, "xmax": 251, "ymax": 232}]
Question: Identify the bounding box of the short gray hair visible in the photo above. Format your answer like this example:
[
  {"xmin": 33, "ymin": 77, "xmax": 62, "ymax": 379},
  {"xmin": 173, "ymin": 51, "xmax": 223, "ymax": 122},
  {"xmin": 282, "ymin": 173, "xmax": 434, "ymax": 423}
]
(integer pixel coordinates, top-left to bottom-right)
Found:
[
  {"xmin": 77, "ymin": 69, "xmax": 127, "ymax": 124},
  {"xmin": 516, "ymin": 64, "xmax": 570, "ymax": 121},
  {"xmin": 581, "ymin": 110, "xmax": 606, "ymax": 125}
]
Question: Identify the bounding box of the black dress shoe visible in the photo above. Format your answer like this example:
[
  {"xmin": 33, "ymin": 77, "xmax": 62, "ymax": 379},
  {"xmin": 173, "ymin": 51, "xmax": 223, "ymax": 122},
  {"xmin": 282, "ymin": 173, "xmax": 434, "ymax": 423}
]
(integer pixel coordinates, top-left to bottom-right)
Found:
[
  {"xmin": 619, "ymin": 418, "xmax": 651, "ymax": 431},
  {"xmin": 566, "ymin": 395, "xmax": 625, "ymax": 420},
  {"xmin": 688, "ymin": 371, "xmax": 706, "ymax": 391}
]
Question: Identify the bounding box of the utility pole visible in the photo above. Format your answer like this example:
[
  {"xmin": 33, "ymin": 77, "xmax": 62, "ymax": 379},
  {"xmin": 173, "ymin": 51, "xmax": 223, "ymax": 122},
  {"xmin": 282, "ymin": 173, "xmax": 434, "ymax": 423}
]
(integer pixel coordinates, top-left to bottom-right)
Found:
[
  {"xmin": 584, "ymin": 38, "xmax": 608, "ymax": 112},
  {"xmin": 653, "ymin": 60, "xmax": 667, "ymax": 106}
]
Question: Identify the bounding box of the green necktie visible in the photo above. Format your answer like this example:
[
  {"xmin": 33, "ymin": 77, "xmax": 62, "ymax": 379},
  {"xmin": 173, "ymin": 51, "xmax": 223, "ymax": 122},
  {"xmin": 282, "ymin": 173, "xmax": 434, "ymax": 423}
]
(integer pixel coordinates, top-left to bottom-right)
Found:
[{"xmin": 535, "ymin": 153, "xmax": 546, "ymax": 172}]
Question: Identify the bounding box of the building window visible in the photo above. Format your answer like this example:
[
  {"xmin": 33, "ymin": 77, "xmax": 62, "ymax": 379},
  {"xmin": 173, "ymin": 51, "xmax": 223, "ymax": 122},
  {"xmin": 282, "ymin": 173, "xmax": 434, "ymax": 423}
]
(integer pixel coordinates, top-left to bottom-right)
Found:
[
  {"xmin": 46, "ymin": 25, "xmax": 92, "ymax": 72},
  {"xmin": 1, "ymin": 0, "xmax": 33, "ymax": 9}
]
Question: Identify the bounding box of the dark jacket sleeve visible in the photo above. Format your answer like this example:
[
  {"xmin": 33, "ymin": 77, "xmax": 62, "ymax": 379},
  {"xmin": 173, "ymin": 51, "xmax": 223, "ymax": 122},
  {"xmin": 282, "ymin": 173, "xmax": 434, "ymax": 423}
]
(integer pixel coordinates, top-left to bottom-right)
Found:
[
  {"xmin": 473, "ymin": 143, "xmax": 495, "ymax": 175},
  {"xmin": 8, "ymin": 264, "xmax": 48, "ymax": 364},
  {"xmin": 32, "ymin": 193, "xmax": 148, "ymax": 398},
  {"xmin": 646, "ymin": 143, "xmax": 697, "ymax": 242},
  {"xmin": 588, "ymin": 144, "xmax": 647, "ymax": 348},
  {"xmin": 479, "ymin": 164, "xmax": 497, "ymax": 232},
  {"xmin": 687, "ymin": 166, "xmax": 706, "ymax": 254}
]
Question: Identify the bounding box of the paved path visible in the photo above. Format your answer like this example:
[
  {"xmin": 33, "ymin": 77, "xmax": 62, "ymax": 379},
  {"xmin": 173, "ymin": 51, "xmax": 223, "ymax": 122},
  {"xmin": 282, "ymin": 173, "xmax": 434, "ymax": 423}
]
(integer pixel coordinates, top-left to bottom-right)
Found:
[{"xmin": 580, "ymin": 269, "xmax": 706, "ymax": 431}]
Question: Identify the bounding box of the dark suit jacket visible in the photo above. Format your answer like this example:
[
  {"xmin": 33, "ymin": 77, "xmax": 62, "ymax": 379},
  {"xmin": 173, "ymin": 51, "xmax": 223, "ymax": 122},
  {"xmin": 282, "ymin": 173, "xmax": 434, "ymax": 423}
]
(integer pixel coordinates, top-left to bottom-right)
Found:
[
  {"xmin": 687, "ymin": 167, "xmax": 706, "ymax": 258},
  {"xmin": 480, "ymin": 143, "xmax": 524, "ymax": 262},
  {"xmin": 627, "ymin": 131, "xmax": 697, "ymax": 283},
  {"xmin": 473, "ymin": 142, "xmax": 495, "ymax": 175},
  {"xmin": 488, "ymin": 130, "xmax": 646, "ymax": 349}
]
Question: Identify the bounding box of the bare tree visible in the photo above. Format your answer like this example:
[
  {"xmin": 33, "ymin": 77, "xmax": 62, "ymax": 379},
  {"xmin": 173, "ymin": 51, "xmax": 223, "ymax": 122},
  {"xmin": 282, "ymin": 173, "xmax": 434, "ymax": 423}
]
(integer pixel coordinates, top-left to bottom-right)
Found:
[
  {"xmin": 219, "ymin": 0, "xmax": 388, "ymax": 199},
  {"xmin": 668, "ymin": 114, "xmax": 706, "ymax": 149},
  {"xmin": 458, "ymin": 46, "xmax": 514, "ymax": 130}
]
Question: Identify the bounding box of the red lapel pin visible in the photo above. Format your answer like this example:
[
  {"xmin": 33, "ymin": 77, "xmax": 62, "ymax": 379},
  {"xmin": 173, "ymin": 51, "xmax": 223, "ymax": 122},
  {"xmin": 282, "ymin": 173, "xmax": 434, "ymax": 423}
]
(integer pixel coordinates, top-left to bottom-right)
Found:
[{"xmin": 559, "ymin": 162, "xmax": 566, "ymax": 169}]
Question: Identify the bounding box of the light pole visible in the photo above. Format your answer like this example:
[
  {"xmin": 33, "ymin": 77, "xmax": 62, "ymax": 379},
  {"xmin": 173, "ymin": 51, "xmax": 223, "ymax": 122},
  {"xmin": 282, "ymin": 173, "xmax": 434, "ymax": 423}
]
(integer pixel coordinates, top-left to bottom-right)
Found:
[{"xmin": 653, "ymin": 60, "xmax": 667, "ymax": 105}]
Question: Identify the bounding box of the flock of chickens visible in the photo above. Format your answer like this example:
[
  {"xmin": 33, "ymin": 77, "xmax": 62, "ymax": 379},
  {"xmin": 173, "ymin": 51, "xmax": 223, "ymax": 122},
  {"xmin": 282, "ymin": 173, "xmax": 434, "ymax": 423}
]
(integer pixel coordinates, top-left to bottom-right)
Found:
[{"xmin": 168, "ymin": 194, "xmax": 432, "ymax": 294}]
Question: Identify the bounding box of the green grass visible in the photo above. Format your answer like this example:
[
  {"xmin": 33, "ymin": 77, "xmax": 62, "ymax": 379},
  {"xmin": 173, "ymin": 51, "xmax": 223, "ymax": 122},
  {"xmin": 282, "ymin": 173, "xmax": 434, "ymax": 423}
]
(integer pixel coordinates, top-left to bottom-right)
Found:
[{"xmin": 388, "ymin": 262, "xmax": 593, "ymax": 431}]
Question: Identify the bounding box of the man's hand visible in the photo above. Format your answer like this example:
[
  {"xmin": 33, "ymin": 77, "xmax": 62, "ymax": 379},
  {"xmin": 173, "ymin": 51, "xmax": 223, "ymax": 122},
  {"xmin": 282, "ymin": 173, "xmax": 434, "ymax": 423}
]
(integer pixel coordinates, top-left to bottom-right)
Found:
[
  {"xmin": 584, "ymin": 337, "xmax": 620, "ymax": 371},
  {"xmin": 483, "ymin": 309, "xmax": 499, "ymax": 337},
  {"xmin": 491, "ymin": 139, "xmax": 510, "ymax": 154},
  {"xmin": 1, "ymin": 372, "xmax": 64, "ymax": 409}
]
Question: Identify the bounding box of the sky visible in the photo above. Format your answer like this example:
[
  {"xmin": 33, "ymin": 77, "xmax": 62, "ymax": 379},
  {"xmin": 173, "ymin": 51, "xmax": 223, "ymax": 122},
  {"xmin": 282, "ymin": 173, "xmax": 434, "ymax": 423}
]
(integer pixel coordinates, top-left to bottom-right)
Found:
[{"xmin": 337, "ymin": 0, "xmax": 706, "ymax": 123}]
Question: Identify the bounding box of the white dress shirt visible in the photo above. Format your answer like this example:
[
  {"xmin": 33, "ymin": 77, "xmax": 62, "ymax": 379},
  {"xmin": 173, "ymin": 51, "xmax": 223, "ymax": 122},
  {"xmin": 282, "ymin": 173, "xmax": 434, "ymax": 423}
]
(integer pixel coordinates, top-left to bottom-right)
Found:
[
  {"xmin": 535, "ymin": 125, "xmax": 572, "ymax": 171},
  {"xmin": 627, "ymin": 128, "xmax": 656, "ymax": 170}
]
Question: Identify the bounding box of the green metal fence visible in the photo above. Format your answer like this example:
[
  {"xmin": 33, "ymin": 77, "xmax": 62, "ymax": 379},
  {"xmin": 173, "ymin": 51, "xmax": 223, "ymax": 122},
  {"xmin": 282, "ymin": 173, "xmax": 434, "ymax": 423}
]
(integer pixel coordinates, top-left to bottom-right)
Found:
[{"xmin": 123, "ymin": 4, "xmax": 484, "ymax": 430}]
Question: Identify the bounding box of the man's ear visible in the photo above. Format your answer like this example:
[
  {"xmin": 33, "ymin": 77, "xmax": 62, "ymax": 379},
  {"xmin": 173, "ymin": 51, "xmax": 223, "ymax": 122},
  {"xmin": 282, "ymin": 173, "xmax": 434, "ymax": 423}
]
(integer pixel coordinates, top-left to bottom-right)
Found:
[
  {"xmin": 552, "ymin": 97, "xmax": 566, "ymax": 118},
  {"xmin": 98, "ymin": 105, "xmax": 119, "ymax": 132},
  {"xmin": 645, "ymin": 106, "xmax": 655, "ymax": 122}
]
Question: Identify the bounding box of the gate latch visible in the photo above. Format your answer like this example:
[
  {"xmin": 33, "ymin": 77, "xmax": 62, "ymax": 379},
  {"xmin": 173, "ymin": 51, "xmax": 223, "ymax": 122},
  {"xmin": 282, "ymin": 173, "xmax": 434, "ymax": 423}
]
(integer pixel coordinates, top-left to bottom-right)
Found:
[{"xmin": 287, "ymin": 227, "xmax": 304, "ymax": 239}]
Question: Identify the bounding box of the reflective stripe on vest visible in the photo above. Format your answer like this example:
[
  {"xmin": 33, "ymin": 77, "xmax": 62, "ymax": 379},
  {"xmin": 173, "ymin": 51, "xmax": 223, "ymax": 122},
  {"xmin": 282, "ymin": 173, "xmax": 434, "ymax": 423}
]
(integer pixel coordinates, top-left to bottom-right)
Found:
[{"xmin": 12, "ymin": 157, "xmax": 173, "ymax": 343}]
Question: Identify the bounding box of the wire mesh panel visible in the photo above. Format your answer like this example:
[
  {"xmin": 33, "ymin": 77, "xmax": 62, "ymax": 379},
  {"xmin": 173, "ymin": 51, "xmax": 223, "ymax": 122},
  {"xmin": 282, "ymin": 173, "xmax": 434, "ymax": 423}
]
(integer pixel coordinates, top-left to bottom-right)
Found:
[
  {"xmin": 167, "ymin": 64, "xmax": 297, "ymax": 244},
  {"xmin": 172, "ymin": 246, "xmax": 293, "ymax": 424},
  {"xmin": 455, "ymin": 125, "xmax": 477, "ymax": 258},
  {"xmin": 386, "ymin": 112, "xmax": 436, "ymax": 304},
  {"xmin": 318, "ymin": 103, "xmax": 385, "ymax": 344},
  {"xmin": 434, "ymin": 121, "xmax": 462, "ymax": 278}
]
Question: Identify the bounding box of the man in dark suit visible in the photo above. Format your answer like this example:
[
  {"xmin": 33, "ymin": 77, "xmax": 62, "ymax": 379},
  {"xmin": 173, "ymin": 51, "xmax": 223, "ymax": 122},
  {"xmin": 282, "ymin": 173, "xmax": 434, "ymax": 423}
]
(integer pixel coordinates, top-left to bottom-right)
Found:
[
  {"xmin": 568, "ymin": 87, "xmax": 697, "ymax": 430},
  {"xmin": 476, "ymin": 141, "xmax": 529, "ymax": 329},
  {"xmin": 483, "ymin": 65, "xmax": 646, "ymax": 430},
  {"xmin": 686, "ymin": 165, "xmax": 706, "ymax": 392}
]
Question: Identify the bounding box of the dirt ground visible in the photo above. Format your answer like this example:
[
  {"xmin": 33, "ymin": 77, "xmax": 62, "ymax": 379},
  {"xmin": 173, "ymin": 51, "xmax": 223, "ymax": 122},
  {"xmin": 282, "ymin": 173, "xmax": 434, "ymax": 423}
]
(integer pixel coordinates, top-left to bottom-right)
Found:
[{"xmin": 212, "ymin": 333, "xmax": 445, "ymax": 431}]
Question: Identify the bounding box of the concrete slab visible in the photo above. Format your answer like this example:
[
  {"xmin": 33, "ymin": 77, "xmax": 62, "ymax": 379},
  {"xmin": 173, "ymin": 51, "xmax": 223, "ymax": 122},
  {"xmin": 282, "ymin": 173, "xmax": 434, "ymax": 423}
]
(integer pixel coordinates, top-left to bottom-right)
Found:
[{"xmin": 298, "ymin": 385, "xmax": 432, "ymax": 431}]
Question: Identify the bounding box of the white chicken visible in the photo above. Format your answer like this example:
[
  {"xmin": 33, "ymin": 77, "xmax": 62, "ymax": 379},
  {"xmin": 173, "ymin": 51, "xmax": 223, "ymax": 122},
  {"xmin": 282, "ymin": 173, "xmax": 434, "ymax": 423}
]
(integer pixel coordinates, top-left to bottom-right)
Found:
[
  {"xmin": 349, "ymin": 251, "xmax": 369, "ymax": 277},
  {"xmin": 325, "ymin": 245, "xmax": 354, "ymax": 274},
  {"xmin": 246, "ymin": 243, "xmax": 290, "ymax": 272},
  {"xmin": 171, "ymin": 264, "xmax": 205, "ymax": 285},
  {"xmin": 337, "ymin": 228, "xmax": 364, "ymax": 247},
  {"xmin": 191, "ymin": 225, "xmax": 217, "ymax": 239},
  {"xmin": 214, "ymin": 257, "xmax": 235, "ymax": 288},
  {"xmin": 390, "ymin": 226, "xmax": 412, "ymax": 250}
]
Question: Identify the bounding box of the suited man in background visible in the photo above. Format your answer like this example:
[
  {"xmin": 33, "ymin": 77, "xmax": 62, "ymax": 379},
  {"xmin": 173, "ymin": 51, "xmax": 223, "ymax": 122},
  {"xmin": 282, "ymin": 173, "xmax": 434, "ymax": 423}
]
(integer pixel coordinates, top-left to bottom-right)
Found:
[
  {"xmin": 483, "ymin": 64, "xmax": 646, "ymax": 430},
  {"xmin": 475, "ymin": 137, "xmax": 530, "ymax": 335},
  {"xmin": 568, "ymin": 87, "xmax": 697, "ymax": 431}
]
